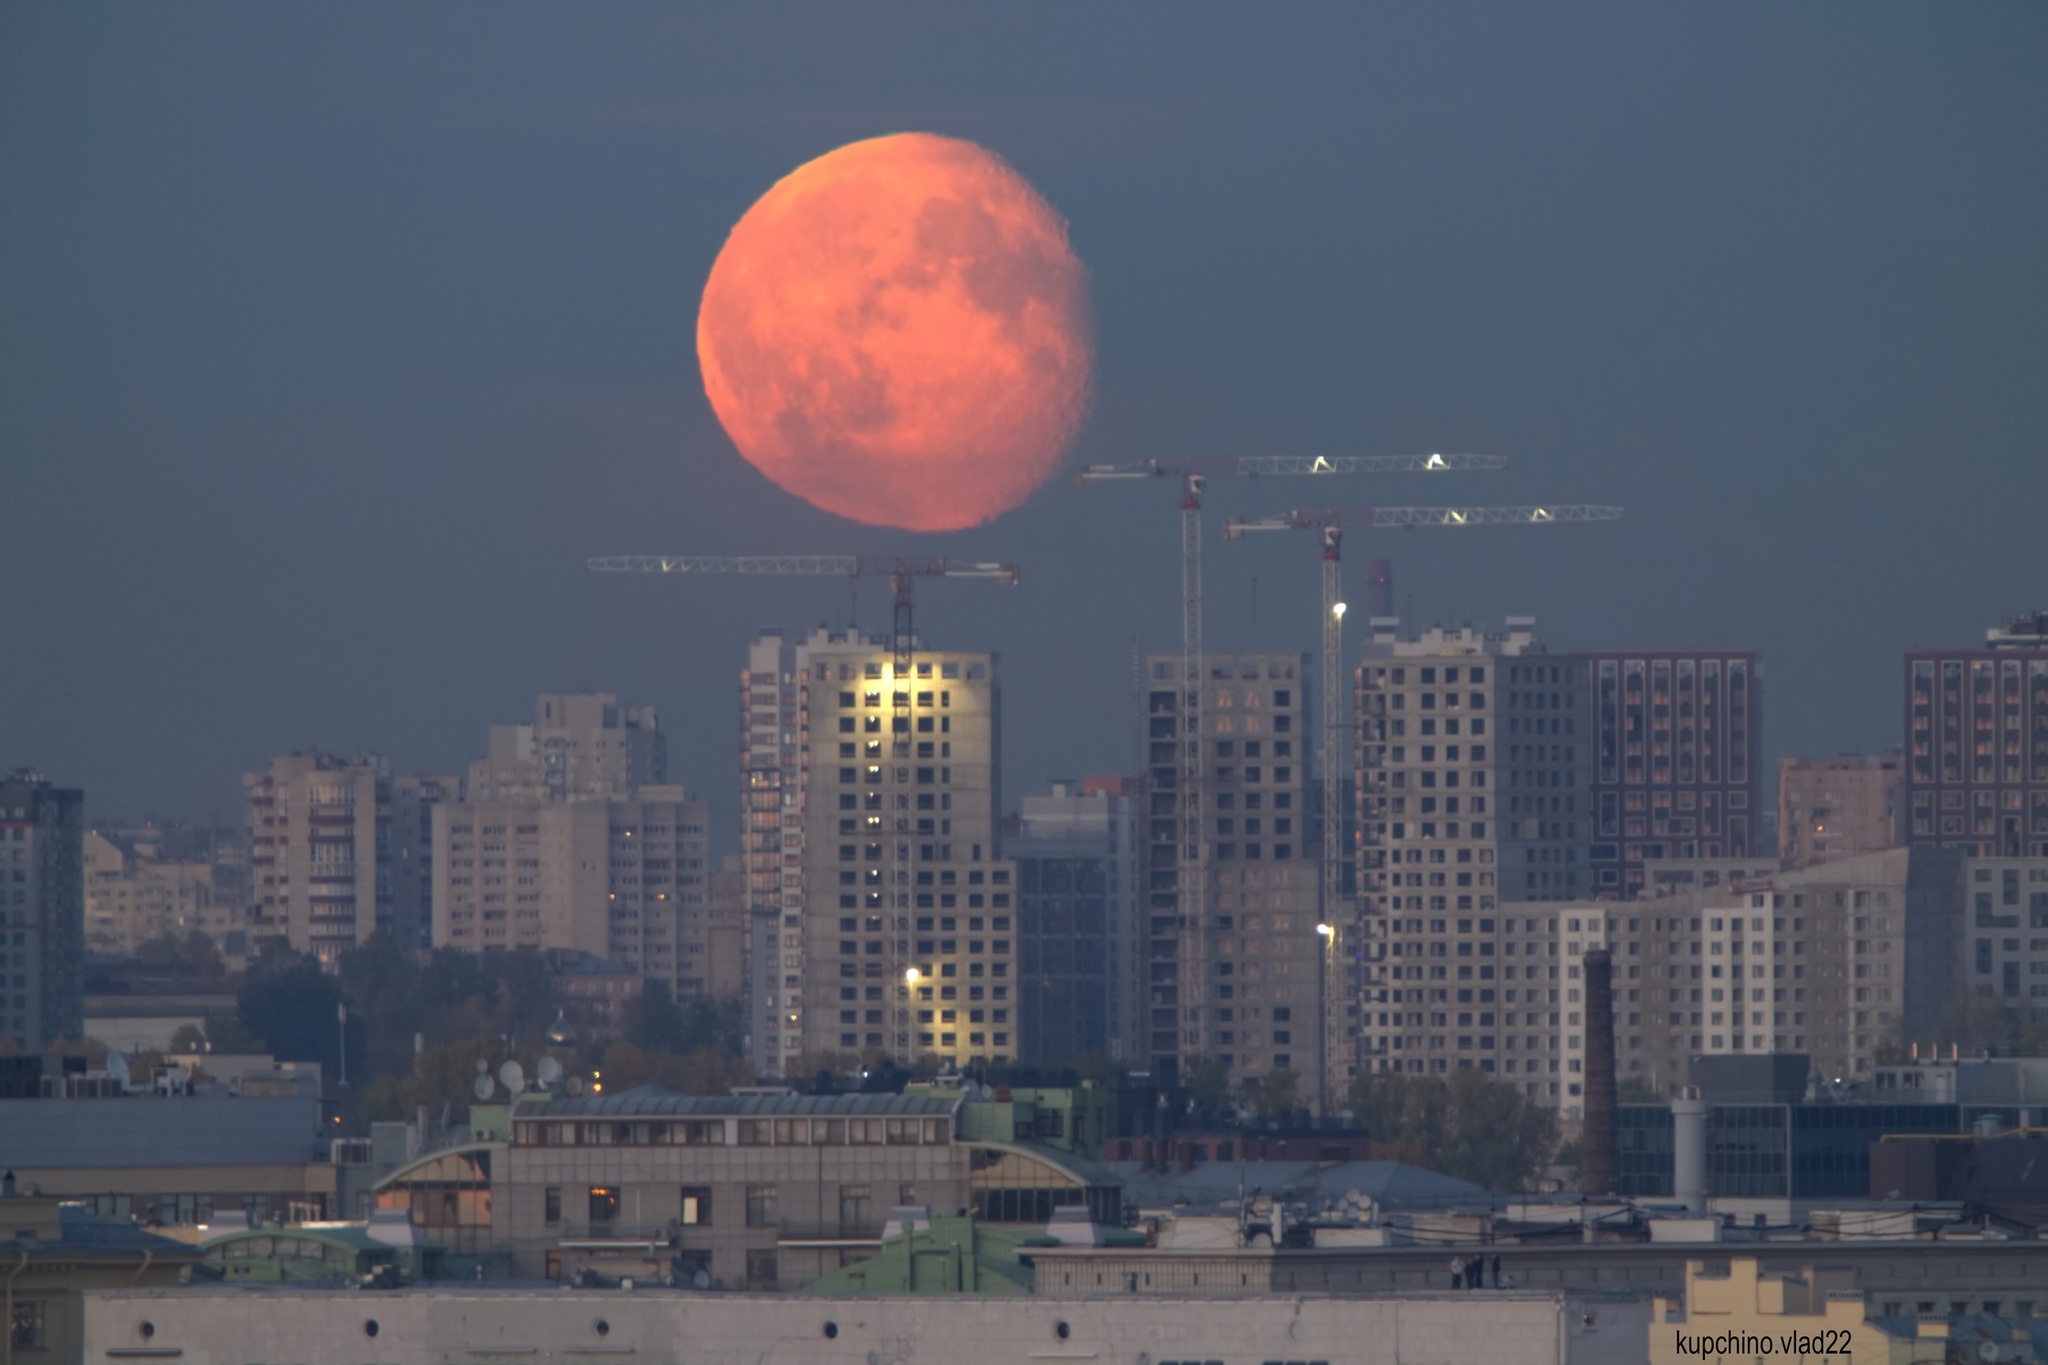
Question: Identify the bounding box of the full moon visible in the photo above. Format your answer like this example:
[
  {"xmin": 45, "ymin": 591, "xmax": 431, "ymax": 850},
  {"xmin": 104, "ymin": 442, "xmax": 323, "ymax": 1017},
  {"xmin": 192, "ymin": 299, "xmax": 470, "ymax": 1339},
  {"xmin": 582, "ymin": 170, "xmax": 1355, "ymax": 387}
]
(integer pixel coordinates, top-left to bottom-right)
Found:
[{"xmin": 697, "ymin": 133, "xmax": 1093, "ymax": 531}]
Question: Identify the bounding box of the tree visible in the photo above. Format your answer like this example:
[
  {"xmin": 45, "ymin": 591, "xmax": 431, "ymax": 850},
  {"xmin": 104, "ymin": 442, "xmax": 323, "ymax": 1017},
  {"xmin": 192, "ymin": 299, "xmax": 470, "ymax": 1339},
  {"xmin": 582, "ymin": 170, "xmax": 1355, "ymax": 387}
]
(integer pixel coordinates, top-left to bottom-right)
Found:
[
  {"xmin": 238, "ymin": 952, "xmax": 357, "ymax": 1079},
  {"xmin": 1237, "ymin": 1068, "xmax": 1303, "ymax": 1122},
  {"xmin": 624, "ymin": 981, "xmax": 689, "ymax": 1054},
  {"xmin": 1181, "ymin": 1055, "xmax": 1235, "ymax": 1109},
  {"xmin": 1345, "ymin": 1069, "xmax": 1556, "ymax": 1191}
]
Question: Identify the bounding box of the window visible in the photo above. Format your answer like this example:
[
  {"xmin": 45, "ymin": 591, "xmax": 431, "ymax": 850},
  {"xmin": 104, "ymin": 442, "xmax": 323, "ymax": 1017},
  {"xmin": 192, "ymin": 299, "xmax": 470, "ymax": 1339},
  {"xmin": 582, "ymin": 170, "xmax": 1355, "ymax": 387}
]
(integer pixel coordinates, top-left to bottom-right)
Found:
[
  {"xmin": 680, "ymin": 1186, "xmax": 712, "ymax": 1226},
  {"xmin": 745, "ymin": 1249, "xmax": 779, "ymax": 1291},
  {"xmin": 839, "ymin": 1184, "xmax": 873, "ymax": 1235},
  {"xmin": 746, "ymin": 1184, "xmax": 779, "ymax": 1227},
  {"xmin": 544, "ymin": 1186, "xmax": 561, "ymax": 1224},
  {"xmin": 588, "ymin": 1186, "xmax": 619, "ymax": 1225},
  {"xmin": 10, "ymin": 1299, "xmax": 45, "ymax": 1350}
]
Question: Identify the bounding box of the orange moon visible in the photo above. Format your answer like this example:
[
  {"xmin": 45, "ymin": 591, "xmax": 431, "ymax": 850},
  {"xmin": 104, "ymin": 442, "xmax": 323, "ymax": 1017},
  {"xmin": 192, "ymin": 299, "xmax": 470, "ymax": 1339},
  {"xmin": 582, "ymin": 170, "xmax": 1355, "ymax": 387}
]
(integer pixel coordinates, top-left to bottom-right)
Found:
[{"xmin": 696, "ymin": 133, "xmax": 1093, "ymax": 531}]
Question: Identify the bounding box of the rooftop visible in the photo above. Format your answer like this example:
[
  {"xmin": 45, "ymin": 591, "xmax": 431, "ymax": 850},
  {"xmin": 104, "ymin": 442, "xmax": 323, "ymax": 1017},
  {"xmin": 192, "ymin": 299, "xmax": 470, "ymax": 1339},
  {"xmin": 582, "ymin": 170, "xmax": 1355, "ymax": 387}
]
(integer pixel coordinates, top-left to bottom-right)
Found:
[{"xmin": 514, "ymin": 1086, "xmax": 961, "ymax": 1118}]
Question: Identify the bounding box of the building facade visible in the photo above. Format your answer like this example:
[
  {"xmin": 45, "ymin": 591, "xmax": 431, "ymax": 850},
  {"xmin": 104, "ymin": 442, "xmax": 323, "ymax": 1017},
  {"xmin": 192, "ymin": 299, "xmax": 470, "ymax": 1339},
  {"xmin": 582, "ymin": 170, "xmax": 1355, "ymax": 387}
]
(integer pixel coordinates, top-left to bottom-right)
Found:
[
  {"xmin": 246, "ymin": 753, "xmax": 454, "ymax": 962},
  {"xmin": 1354, "ymin": 622, "xmax": 1593, "ymax": 1078},
  {"xmin": 1142, "ymin": 651, "xmax": 1319, "ymax": 1090},
  {"xmin": 1574, "ymin": 649, "xmax": 1762, "ymax": 896},
  {"xmin": 1904, "ymin": 614, "xmax": 2048, "ymax": 857},
  {"xmin": 742, "ymin": 629, "xmax": 1012, "ymax": 1073},
  {"xmin": 1538, "ymin": 848, "xmax": 1920, "ymax": 1109},
  {"xmin": 0, "ymin": 770, "xmax": 85, "ymax": 1051},
  {"xmin": 1777, "ymin": 753, "xmax": 1904, "ymax": 870},
  {"xmin": 467, "ymin": 693, "xmax": 667, "ymax": 803},
  {"xmin": 432, "ymin": 788, "xmax": 709, "ymax": 988},
  {"xmin": 373, "ymin": 1089, "xmax": 1119, "ymax": 1290},
  {"xmin": 1010, "ymin": 779, "xmax": 1143, "ymax": 1066},
  {"xmin": 83, "ymin": 830, "xmax": 230, "ymax": 956}
]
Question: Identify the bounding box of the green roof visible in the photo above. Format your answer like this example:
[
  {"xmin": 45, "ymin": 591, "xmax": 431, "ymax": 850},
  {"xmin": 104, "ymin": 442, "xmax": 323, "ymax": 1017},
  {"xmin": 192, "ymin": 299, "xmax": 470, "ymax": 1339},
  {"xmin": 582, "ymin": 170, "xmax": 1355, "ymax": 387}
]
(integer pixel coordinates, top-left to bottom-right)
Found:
[{"xmin": 805, "ymin": 1218, "xmax": 1035, "ymax": 1296}]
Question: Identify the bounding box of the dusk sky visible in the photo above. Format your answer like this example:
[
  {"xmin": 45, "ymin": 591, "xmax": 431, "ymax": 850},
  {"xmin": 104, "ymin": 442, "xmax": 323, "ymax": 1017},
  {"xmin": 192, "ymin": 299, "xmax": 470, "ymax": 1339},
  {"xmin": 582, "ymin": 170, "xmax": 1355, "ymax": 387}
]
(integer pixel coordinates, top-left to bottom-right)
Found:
[{"xmin": 5, "ymin": 4, "xmax": 2044, "ymax": 848}]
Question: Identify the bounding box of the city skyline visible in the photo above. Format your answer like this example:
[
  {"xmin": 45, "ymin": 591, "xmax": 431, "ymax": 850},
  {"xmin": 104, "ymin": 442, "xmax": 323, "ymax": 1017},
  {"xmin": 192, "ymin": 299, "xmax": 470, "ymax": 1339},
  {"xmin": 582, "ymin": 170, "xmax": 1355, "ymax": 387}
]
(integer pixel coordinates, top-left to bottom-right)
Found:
[{"xmin": 4, "ymin": 5, "xmax": 2044, "ymax": 841}]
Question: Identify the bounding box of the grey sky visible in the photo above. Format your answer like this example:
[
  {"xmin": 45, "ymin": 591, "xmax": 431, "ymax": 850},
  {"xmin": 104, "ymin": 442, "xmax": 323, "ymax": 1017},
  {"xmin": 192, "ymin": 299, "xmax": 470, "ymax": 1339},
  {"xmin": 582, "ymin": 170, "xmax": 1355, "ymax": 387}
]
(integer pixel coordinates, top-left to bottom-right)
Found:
[{"xmin": 4, "ymin": 4, "xmax": 2044, "ymax": 848}]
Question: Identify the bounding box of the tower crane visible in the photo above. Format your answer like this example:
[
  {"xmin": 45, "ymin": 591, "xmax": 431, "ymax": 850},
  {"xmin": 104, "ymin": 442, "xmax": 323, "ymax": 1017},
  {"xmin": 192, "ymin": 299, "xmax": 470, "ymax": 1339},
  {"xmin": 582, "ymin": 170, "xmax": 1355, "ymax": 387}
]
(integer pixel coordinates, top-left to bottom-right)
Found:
[
  {"xmin": 587, "ymin": 554, "xmax": 1019, "ymax": 680},
  {"xmin": 1222, "ymin": 502, "xmax": 1624, "ymax": 1099},
  {"xmin": 1077, "ymin": 456, "xmax": 1502, "ymax": 1071},
  {"xmin": 1238, "ymin": 453, "xmax": 1508, "ymax": 477}
]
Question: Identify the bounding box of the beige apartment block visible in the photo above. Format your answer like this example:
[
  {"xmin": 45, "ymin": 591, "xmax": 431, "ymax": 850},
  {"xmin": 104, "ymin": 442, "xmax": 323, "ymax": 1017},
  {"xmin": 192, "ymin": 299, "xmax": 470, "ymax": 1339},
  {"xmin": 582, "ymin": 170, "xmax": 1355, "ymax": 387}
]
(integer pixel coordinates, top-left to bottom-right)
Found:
[
  {"xmin": 432, "ymin": 788, "xmax": 709, "ymax": 988},
  {"xmin": 1778, "ymin": 753, "xmax": 1905, "ymax": 869},
  {"xmin": 1355, "ymin": 620, "xmax": 1595, "ymax": 1081},
  {"xmin": 1505, "ymin": 848, "xmax": 1915, "ymax": 1110},
  {"xmin": 468, "ymin": 693, "xmax": 667, "ymax": 802},
  {"xmin": 1140, "ymin": 651, "xmax": 1319, "ymax": 1092},
  {"xmin": 84, "ymin": 830, "xmax": 227, "ymax": 955},
  {"xmin": 245, "ymin": 753, "xmax": 453, "ymax": 962},
  {"xmin": 741, "ymin": 629, "xmax": 1010, "ymax": 1073}
]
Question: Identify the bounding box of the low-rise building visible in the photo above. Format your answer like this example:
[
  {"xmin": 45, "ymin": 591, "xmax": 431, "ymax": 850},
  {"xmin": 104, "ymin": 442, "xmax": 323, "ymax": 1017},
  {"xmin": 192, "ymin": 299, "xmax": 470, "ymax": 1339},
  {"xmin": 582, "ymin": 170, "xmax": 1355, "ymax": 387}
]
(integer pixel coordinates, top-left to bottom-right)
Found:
[
  {"xmin": 0, "ymin": 1189, "xmax": 196, "ymax": 1365},
  {"xmin": 0, "ymin": 1089, "xmax": 337, "ymax": 1227},
  {"xmin": 373, "ymin": 1087, "xmax": 1123, "ymax": 1290}
]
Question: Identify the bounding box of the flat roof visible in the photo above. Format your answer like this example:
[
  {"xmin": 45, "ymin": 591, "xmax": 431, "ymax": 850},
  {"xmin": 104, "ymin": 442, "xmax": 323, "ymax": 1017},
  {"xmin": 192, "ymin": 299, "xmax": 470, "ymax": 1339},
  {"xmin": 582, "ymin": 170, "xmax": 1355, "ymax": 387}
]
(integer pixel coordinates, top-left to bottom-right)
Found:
[{"xmin": 515, "ymin": 1087, "xmax": 960, "ymax": 1118}]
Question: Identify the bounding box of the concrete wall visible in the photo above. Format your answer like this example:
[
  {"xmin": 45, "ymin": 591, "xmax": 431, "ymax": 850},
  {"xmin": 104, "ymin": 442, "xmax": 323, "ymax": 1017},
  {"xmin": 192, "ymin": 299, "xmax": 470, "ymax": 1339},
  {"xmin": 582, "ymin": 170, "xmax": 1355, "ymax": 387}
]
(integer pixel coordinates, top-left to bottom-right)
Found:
[{"xmin": 85, "ymin": 1287, "xmax": 1650, "ymax": 1365}]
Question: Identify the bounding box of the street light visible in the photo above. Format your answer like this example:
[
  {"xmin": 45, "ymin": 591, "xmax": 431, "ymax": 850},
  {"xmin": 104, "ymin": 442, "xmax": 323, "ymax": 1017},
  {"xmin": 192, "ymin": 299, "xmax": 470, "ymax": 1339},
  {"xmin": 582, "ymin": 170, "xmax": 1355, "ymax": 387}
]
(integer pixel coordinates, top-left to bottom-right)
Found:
[{"xmin": 904, "ymin": 967, "xmax": 922, "ymax": 984}]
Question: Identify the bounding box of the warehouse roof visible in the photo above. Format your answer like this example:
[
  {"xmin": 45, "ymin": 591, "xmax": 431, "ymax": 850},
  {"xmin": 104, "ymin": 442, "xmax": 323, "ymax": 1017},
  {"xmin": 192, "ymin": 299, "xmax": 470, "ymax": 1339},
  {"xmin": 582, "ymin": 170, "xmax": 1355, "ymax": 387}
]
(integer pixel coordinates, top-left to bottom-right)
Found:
[{"xmin": 0, "ymin": 1096, "xmax": 325, "ymax": 1169}]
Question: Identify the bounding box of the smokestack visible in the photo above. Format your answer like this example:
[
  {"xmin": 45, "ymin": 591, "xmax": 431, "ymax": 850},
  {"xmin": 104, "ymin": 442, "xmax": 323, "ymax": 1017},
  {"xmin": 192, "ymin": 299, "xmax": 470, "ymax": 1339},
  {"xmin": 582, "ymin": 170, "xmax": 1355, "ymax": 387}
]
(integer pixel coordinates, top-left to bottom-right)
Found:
[
  {"xmin": 1672, "ymin": 1086, "xmax": 1707, "ymax": 1213},
  {"xmin": 1580, "ymin": 949, "xmax": 1618, "ymax": 1198},
  {"xmin": 1367, "ymin": 558, "xmax": 1393, "ymax": 621}
]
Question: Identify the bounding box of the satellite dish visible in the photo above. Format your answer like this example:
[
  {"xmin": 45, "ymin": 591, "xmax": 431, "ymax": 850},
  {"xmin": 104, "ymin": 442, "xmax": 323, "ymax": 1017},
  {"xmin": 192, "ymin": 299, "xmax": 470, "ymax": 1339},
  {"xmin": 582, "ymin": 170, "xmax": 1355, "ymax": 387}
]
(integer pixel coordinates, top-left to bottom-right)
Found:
[
  {"xmin": 1979, "ymin": 1344, "xmax": 2000, "ymax": 1363},
  {"xmin": 691, "ymin": 1269, "xmax": 710, "ymax": 1290},
  {"xmin": 566, "ymin": 1075, "xmax": 585, "ymax": 1096},
  {"xmin": 473, "ymin": 1075, "xmax": 496, "ymax": 1101},
  {"xmin": 476, "ymin": 1058, "xmax": 490, "ymax": 1075},
  {"xmin": 536, "ymin": 1056, "xmax": 564, "ymax": 1084},
  {"xmin": 498, "ymin": 1060, "xmax": 526, "ymax": 1094}
]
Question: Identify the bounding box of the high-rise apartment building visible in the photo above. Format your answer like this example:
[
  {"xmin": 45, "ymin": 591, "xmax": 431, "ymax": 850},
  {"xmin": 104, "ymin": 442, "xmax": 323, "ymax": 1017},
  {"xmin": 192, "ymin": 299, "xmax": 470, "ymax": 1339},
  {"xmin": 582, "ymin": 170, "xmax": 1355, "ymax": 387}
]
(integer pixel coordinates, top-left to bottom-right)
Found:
[
  {"xmin": 1574, "ymin": 649, "xmax": 1762, "ymax": 896},
  {"xmin": 467, "ymin": 694, "xmax": 667, "ymax": 803},
  {"xmin": 1142, "ymin": 651, "xmax": 1319, "ymax": 1089},
  {"xmin": 0, "ymin": 770, "xmax": 85, "ymax": 1051},
  {"xmin": 1904, "ymin": 614, "xmax": 2048, "ymax": 857},
  {"xmin": 1778, "ymin": 754, "xmax": 1905, "ymax": 870},
  {"xmin": 1354, "ymin": 620, "xmax": 1592, "ymax": 1078},
  {"xmin": 1010, "ymin": 778, "xmax": 1143, "ymax": 1066},
  {"xmin": 1957, "ymin": 856, "xmax": 2048, "ymax": 1021},
  {"xmin": 432, "ymin": 694, "xmax": 709, "ymax": 995},
  {"xmin": 247, "ymin": 755, "xmax": 456, "ymax": 961},
  {"xmin": 84, "ymin": 830, "xmax": 233, "ymax": 955},
  {"xmin": 741, "ymin": 628, "xmax": 1010, "ymax": 1074},
  {"xmin": 432, "ymin": 788, "xmax": 708, "ymax": 984}
]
